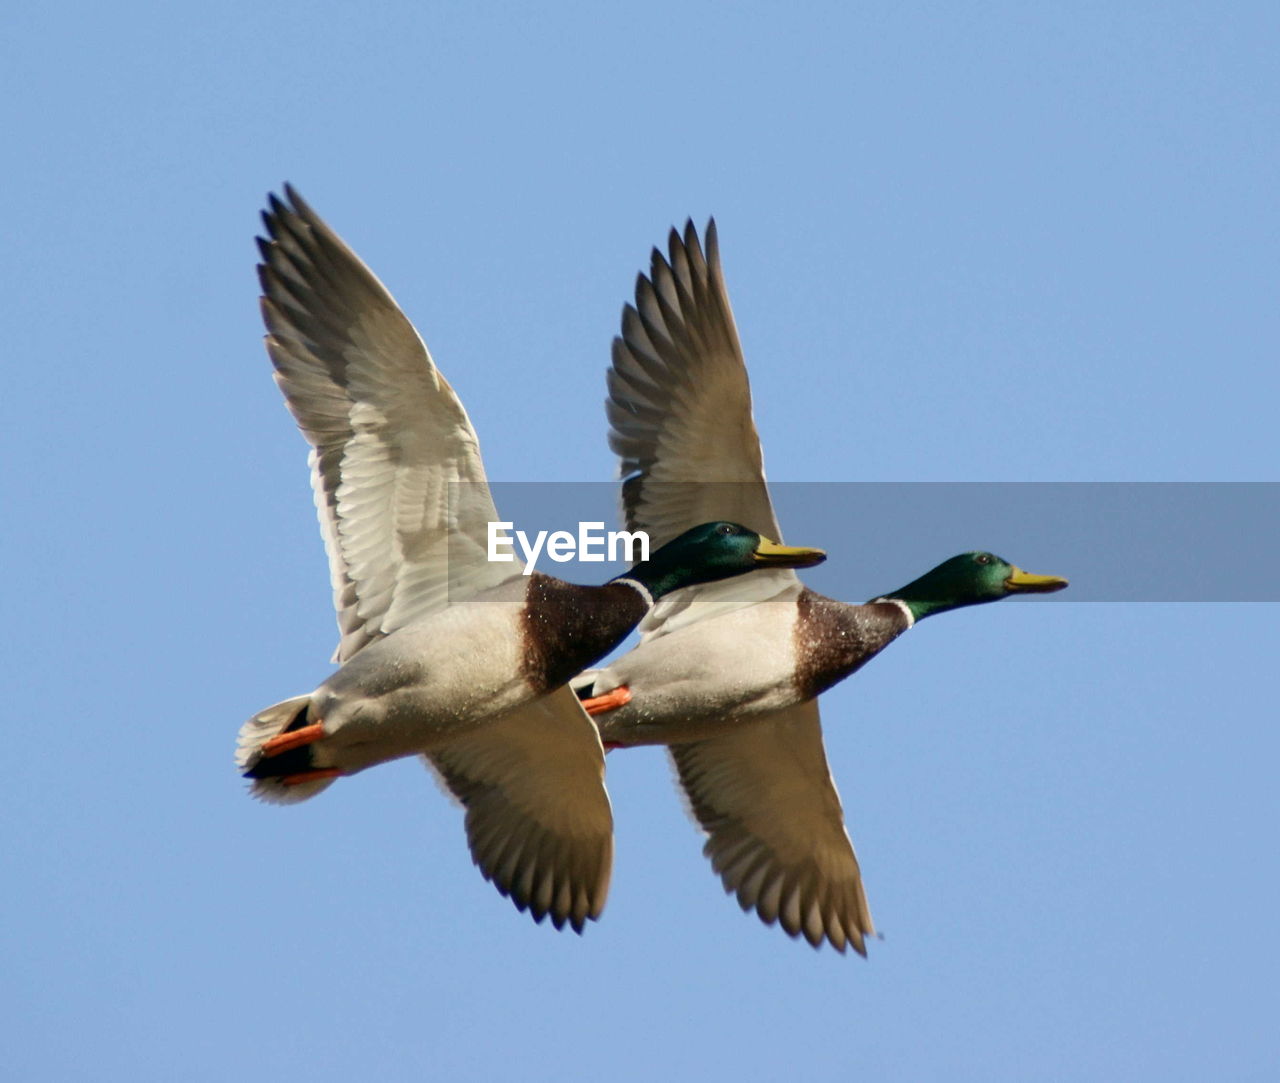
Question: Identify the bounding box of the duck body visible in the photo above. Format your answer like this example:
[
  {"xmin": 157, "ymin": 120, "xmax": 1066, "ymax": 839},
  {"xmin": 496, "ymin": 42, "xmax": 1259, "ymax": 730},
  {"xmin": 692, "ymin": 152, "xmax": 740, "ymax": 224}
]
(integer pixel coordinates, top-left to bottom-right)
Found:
[
  {"xmin": 236, "ymin": 188, "xmax": 825, "ymax": 933},
  {"xmin": 246, "ymin": 575, "xmax": 650, "ymax": 779},
  {"xmin": 581, "ymin": 218, "xmax": 1067, "ymax": 952},
  {"xmin": 232, "ymin": 187, "xmax": 624, "ymax": 931},
  {"xmin": 588, "ymin": 586, "xmax": 912, "ymax": 747}
]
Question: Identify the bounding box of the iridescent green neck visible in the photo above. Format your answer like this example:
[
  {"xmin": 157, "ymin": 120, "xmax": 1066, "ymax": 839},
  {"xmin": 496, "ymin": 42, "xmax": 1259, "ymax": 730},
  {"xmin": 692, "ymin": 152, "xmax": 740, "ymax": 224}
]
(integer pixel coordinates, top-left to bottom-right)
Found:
[
  {"xmin": 877, "ymin": 557, "xmax": 1002, "ymax": 621},
  {"xmin": 618, "ymin": 559, "xmax": 702, "ymax": 602},
  {"xmin": 877, "ymin": 590, "xmax": 956, "ymax": 623}
]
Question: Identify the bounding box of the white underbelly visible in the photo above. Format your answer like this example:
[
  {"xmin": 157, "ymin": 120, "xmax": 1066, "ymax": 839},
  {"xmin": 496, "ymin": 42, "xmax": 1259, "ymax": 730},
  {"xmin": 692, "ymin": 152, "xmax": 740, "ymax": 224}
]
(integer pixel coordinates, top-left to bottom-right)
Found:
[
  {"xmin": 307, "ymin": 596, "xmax": 529, "ymax": 770},
  {"xmin": 593, "ymin": 602, "xmax": 803, "ymax": 746}
]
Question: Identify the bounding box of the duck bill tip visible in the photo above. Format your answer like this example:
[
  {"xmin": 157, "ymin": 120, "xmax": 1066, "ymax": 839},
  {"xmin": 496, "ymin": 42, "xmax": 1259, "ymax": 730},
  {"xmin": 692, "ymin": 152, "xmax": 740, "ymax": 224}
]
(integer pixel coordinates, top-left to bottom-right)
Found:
[{"xmin": 754, "ymin": 538, "xmax": 827, "ymax": 569}]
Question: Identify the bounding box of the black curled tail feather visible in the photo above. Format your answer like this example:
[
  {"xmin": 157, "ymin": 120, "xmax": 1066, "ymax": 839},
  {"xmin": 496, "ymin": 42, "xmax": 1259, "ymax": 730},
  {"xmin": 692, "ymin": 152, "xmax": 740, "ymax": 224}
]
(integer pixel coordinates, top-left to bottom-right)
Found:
[{"xmin": 235, "ymin": 694, "xmax": 334, "ymax": 805}]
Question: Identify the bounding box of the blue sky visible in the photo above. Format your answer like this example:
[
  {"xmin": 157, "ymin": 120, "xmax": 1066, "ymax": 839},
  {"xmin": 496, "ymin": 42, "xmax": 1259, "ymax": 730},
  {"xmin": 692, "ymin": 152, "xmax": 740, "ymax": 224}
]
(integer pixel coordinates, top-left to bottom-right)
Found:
[{"xmin": 4, "ymin": 3, "xmax": 1278, "ymax": 1079}]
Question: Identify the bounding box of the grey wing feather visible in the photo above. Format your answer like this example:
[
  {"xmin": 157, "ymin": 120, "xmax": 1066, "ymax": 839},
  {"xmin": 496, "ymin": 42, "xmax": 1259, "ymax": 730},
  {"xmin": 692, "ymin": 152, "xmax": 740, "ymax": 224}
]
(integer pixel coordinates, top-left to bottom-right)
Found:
[
  {"xmin": 668, "ymin": 700, "xmax": 874, "ymax": 954},
  {"xmin": 424, "ymin": 686, "xmax": 614, "ymax": 933},
  {"xmin": 607, "ymin": 221, "xmax": 794, "ymax": 638},
  {"xmin": 259, "ymin": 187, "xmax": 519, "ymax": 662}
]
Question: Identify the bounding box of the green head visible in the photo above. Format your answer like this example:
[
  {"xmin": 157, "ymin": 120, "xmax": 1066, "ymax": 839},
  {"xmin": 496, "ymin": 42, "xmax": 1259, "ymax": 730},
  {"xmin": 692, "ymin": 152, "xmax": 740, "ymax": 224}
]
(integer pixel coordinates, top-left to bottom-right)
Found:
[
  {"xmin": 880, "ymin": 551, "xmax": 1068, "ymax": 621},
  {"xmin": 620, "ymin": 521, "xmax": 827, "ymax": 600}
]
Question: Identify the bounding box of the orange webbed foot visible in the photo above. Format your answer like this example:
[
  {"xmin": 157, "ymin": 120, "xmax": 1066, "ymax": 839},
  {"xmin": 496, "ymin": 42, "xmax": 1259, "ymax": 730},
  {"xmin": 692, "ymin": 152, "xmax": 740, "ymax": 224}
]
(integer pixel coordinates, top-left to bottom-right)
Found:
[
  {"xmin": 581, "ymin": 686, "xmax": 632, "ymax": 717},
  {"xmin": 260, "ymin": 721, "xmax": 326, "ymax": 758},
  {"xmin": 281, "ymin": 768, "xmax": 342, "ymax": 786}
]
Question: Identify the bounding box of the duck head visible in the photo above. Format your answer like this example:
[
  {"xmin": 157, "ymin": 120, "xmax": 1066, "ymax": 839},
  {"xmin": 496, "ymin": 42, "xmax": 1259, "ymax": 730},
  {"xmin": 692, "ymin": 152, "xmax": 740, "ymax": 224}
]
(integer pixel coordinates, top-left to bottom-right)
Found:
[
  {"xmin": 622, "ymin": 522, "xmax": 826, "ymax": 600},
  {"xmin": 883, "ymin": 551, "xmax": 1068, "ymax": 622}
]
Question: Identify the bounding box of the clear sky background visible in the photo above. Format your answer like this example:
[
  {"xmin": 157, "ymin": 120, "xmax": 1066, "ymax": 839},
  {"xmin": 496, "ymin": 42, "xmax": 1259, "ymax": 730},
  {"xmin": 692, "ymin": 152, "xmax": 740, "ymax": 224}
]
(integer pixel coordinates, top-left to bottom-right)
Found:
[{"xmin": 4, "ymin": 3, "xmax": 1277, "ymax": 1080}]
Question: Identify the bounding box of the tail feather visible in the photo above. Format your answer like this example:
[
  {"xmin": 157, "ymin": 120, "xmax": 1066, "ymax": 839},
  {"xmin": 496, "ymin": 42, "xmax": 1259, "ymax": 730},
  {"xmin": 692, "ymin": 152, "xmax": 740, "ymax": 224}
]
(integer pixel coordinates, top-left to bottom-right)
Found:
[
  {"xmin": 570, "ymin": 669, "xmax": 601, "ymax": 699},
  {"xmin": 236, "ymin": 694, "xmax": 335, "ymax": 804}
]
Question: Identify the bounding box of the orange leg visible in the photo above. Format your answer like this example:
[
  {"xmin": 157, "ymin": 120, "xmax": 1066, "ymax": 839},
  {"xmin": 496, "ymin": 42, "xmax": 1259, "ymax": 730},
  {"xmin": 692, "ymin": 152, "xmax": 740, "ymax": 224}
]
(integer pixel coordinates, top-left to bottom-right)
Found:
[
  {"xmin": 281, "ymin": 768, "xmax": 342, "ymax": 787},
  {"xmin": 581, "ymin": 685, "xmax": 632, "ymax": 716},
  {"xmin": 260, "ymin": 721, "xmax": 326, "ymax": 758}
]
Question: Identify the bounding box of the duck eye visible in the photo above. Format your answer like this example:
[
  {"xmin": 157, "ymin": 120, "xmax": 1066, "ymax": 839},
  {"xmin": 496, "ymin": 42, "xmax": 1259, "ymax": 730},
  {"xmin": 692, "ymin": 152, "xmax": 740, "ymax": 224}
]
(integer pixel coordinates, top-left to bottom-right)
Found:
[
  {"xmin": 975, "ymin": 554, "xmax": 991, "ymax": 565},
  {"xmin": 718, "ymin": 524, "xmax": 735, "ymax": 536}
]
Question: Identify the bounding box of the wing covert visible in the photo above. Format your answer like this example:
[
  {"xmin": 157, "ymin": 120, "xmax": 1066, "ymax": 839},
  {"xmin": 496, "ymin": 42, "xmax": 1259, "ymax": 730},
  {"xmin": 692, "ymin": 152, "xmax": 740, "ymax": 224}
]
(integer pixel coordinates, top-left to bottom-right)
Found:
[
  {"xmin": 668, "ymin": 700, "xmax": 874, "ymax": 953},
  {"xmin": 424, "ymin": 686, "xmax": 614, "ymax": 933}
]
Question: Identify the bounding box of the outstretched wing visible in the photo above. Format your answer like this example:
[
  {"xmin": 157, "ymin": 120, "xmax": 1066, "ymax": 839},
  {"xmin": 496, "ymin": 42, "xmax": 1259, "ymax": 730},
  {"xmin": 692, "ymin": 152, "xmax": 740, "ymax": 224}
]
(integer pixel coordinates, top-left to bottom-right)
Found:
[
  {"xmin": 424, "ymin": 686, "xmax": 614, "ymax": 933},
  {"xmin": 606, "ymin": 220, "xmax": 793, "ymax": 639},
  {"xmin": 669, "ymin": 700, "xmax": 874, "ymax": 954},
  {"xmin": 259, "ymin": 186, "xmax": 519, "ymax": 662}
]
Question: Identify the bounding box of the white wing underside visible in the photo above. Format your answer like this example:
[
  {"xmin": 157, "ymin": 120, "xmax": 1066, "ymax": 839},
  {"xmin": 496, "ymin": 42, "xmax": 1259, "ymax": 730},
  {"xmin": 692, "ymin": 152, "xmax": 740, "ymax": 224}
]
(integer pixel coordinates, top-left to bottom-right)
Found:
[
  {"xmin": 259, "ymin": 187, "xmax": 522, "ymax": 663},
  {"xmin": 668, "ymin": 700, "xmax": 874, "ymax": 953},
  {"xmin": 605, "ymin": 220, "xmax": 795, "ymax": 642},
  {"xmin": 423, "ymin": 686, "xmax": 613, "ymax": 932}
]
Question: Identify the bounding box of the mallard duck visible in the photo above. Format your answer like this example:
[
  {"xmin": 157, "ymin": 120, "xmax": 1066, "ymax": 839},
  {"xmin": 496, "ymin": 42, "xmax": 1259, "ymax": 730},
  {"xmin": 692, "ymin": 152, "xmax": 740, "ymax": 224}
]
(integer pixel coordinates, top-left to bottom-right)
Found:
[
  {"xmin": 574, "ymin": 221, "xmax": 1068, "ymax": 952},
  {"xmin": 236, "ymin": 189, "xmax": 828, "ymax": 934}
]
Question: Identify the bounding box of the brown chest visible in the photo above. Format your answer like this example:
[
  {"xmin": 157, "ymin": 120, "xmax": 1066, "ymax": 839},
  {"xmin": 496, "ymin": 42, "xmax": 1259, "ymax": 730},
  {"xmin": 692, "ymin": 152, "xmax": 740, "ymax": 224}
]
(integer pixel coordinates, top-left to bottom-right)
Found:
[
  {"xmin": 519, "ymin": 574, "xmax": 649, "ymax": 694},
  {"xmin": 792, "ymin": 590, "xmax": 912, "ymax": 700}
]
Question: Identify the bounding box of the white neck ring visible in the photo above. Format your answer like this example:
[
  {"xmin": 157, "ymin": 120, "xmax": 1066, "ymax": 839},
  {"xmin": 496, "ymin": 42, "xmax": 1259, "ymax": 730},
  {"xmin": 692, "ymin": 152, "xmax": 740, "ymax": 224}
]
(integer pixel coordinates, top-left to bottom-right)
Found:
[
  {"xmin": 872, "ymin": 597, "xmax": 916, "ymax": 629},
  {"xmin": 614, "ymin": 577, "xmax": 655, "ymax": 609}
]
